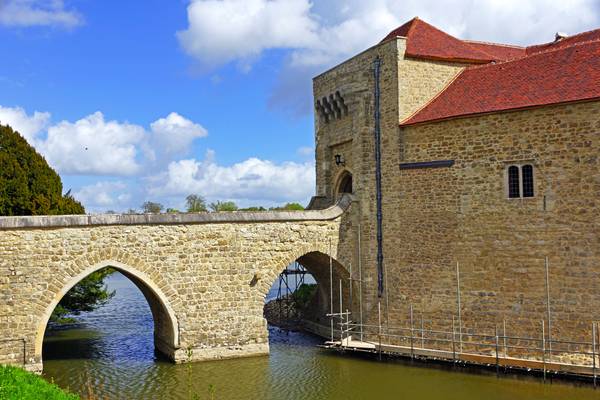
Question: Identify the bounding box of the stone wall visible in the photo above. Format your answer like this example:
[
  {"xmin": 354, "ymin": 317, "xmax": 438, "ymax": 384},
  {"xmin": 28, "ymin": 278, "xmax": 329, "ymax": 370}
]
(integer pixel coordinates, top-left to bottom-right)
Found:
[
  {"xmin": 387, "ymin": 101, "xmax": 600, "ymax": 344},
  {"xmin": 313, "ymin": 33, "xmax": 600, "ymax": 356},
  {"xmin": 0, "ymin": 198, "xmax": 353, "ymax": 372}
]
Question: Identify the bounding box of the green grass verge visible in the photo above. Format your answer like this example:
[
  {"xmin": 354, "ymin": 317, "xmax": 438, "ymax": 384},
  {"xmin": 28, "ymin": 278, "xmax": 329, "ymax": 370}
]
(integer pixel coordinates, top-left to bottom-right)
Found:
[{"xmin": 0, "ymin": 365, "xmax": 79, "ymax": 400}]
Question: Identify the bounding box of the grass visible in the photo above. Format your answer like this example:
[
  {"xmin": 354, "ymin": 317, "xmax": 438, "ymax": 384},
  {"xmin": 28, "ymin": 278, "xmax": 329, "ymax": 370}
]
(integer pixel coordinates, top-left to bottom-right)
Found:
[{"xmin": 0, "ymin": 365, "xmax": 79, "ymax": 400}]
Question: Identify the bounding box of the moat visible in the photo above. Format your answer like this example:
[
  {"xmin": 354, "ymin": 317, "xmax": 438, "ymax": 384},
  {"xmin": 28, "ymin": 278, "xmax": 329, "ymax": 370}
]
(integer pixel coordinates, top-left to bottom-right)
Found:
[{"xmin": 42, "ymin": 272, "xmax": 599, "ymax": 399}]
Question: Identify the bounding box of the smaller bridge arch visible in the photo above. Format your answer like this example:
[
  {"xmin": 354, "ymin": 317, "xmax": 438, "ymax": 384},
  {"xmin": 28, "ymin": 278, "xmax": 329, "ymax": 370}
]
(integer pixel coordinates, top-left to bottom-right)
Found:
[{"xmin": 35, "ymin": 260, "xmax": 180, "ymax": 367}]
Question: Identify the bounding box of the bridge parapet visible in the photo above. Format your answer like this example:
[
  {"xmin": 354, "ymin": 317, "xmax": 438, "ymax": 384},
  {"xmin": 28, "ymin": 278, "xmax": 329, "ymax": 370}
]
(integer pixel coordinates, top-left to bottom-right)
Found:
[{"xmin": 0, "ymin": 194, "xmax": 352, "ymax": 229}]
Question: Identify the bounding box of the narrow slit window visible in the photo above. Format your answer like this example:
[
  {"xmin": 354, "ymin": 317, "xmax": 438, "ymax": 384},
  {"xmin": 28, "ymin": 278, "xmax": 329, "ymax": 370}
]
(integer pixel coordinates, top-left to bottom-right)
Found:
[
  {"xmin": 508, "ymin": 166, "xmax": 520, "ymax": 198},
  {"xmin": 522, "ymin": 164, "xmax": 534, "ymax": 197}
]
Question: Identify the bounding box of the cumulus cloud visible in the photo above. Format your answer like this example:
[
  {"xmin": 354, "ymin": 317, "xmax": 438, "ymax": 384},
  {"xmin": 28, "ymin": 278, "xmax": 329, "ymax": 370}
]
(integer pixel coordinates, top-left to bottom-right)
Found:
[
  {"xmin": 177, "ymin": 0, "xmax": 319, "ymax": 69},
  {"xmin": 0, "ymin": 105, "xmax": 314, "ymax": 210},
  {"xmin": 39, "ymin": 112, "xmax": 145, "ymax": 176},
  {"xmin": 73, "ymin": 181, "xmax": 131, "ymax": 211},
  {"xmin": 0, "ymin": 0, "xmax": 83, "ymax": 28},
  {"xmin": 0, "ymin": 106, "xmax": 208, "ymax": 176},
  {"xmin": 145, "ymin": 112, "xmax": 208, "ymax": 163},
  {"xmin": 148, "ymin": 150, "xmax": 315, "ymax": 206},
  {"xmin": 178, "ymin": 0, "xmax": 600, "ymax": 113},
  {"xmin": 0, "ymin": 105, "xmax": 50, "ymax": 142}
]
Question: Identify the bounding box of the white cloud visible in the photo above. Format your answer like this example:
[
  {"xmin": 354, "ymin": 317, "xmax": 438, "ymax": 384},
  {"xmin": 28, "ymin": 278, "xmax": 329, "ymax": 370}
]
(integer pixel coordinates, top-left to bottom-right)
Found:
[
  {"xmin": 145, "ymin": 112, "xmax": 208, "ymax": 163},
  {"xmin": 148, "ymin": 150, "xmax": 315, "ymax": 206},
  {"xmin": 297, "ymin": 146, "xmax": 313, "ymax": 157},
  {"xmin": 39, "ymin": 112, "xmax": 145, "ymax": 176},
  {"xmin": 178, "ymin": 0, "xmax": 600, "ymax": 114},
  {"xmin": 0, "ymin": 105, "xmax": 49, "ymax": 142},
  {"xmin": 0, "ymin": 0, "xmax": 83, "ymax": 28},
  {"xmin": 73, "ymin": 181, "xmax": 131, "ymax": 211},
  {"xmin": 0, "ymin": 107, "xmax": 209, "ymax": 177},
  {"xmin": 177, "ymin": 0, "xmax": 319, "ymax": 69}
]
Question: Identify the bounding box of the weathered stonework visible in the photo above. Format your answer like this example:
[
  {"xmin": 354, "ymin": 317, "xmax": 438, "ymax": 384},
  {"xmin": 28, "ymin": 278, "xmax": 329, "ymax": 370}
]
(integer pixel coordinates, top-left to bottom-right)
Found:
[
  {"xmin": 313, "ymin": 34, "xmax": 600, "ymax": 358},
  {"xmin": 0, "ymin": 198, "xmax": 353, "ymax": 372}
]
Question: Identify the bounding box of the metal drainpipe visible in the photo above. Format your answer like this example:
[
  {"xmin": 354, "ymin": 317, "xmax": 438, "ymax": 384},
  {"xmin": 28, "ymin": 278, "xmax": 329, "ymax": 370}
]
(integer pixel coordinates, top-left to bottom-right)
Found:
[{"xmin": 373, "ymin": 56, "xmax": 384, "ymax": 298}]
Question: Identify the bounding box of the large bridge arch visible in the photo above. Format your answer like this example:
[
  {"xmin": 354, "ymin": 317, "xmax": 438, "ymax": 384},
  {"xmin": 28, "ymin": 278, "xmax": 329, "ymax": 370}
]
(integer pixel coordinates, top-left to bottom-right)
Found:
[{"xmin": 35, "ymin": 259, "xmax": 181, "ymax": 368}]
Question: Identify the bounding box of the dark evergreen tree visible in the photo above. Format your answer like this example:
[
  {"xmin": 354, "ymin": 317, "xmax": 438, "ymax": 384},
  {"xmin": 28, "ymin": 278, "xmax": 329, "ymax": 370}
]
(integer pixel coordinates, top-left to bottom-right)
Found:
[{"xmin": 0, "ymin": 124, "xmax": 84, "ymax": 215}]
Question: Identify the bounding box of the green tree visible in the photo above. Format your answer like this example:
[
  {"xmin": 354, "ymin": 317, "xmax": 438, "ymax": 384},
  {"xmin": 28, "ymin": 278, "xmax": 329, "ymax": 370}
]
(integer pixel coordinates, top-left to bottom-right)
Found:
[
  {"xmin": 186, "ymin": 194, "xmax": 207, "ymax": 212},
  {"xmin": 209, "ymin": 200, "xmax": 238, "ymax": 212},
  {"xmin": 239, "ymin": 206, "xmax": 267, "ymax": 211},
  {"xmin": 270, "ymin": 202, "xmax": 305, "ymax": 211},
  {"xmin": 51, "ymin": 269, "xmax": 115, "ymax": 323},
  {"xmin": 142, "ymin": 201, "xmax": 163, "ymax": 213},
  {"xmin": 0, "ymin": 124, "xmax": 84, "ymax": 215},
  {"xmin": 166, "ymin": 208, "xmax": 180, "ymax": 213}
]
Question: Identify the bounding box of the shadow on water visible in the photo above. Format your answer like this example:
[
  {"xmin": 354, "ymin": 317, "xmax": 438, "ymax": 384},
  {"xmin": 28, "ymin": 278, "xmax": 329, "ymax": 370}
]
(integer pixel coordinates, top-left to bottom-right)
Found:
[{"xmin": 42, "ymin": 272, "xmax": 600, "ymax": 400}]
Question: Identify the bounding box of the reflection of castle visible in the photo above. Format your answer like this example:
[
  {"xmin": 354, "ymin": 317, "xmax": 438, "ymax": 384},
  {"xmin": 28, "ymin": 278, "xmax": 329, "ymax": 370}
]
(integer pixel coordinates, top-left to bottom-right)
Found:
[{"xmin": 312, "ymin": 18, "xmax": 600, "ymax": 344}]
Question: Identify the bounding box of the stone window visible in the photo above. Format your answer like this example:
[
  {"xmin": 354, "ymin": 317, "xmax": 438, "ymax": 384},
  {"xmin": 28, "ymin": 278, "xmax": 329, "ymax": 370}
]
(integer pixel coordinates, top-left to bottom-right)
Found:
[{"xmin": 507, "ymin": 164, "xmax": 535, "ymax": 198}]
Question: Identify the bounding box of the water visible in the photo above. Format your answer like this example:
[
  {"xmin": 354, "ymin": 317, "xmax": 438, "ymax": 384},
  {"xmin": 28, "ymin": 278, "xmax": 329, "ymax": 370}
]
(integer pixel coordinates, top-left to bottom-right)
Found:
[{"xmin": 43, "ymin": 272, "xmax": 599, "ymax": 399}]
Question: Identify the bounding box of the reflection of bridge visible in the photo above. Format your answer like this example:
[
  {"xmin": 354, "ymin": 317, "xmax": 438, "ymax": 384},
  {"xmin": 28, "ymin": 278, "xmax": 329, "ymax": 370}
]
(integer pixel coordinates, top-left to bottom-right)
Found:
[{"xmin": 0, "ymin": 195, "xmax": 353, "ymax": 372}]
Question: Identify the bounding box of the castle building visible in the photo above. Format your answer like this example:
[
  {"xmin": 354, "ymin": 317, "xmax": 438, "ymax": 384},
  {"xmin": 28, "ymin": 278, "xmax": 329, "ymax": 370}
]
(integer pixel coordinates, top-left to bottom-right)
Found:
[{"xmin": 312, "ymin": 17, "xmax": 600, "ymax": 343}]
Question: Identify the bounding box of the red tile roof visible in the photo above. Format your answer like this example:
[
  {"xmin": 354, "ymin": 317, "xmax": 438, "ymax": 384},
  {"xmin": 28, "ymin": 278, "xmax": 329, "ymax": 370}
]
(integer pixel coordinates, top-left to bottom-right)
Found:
[
  {"xmin": 381, "ymin": 17, "xmax": 520, "ymax": 63},
  {"xmin": 463, "ymin": 40, "xmax": 526, "ymax": 61},
  {"xmin": 526, "ymin": 28, "xmax": 600, "ymax": 55},
  {"xmin": 401, "ymin": 39, "xmax": 600, "ymax": 126}
]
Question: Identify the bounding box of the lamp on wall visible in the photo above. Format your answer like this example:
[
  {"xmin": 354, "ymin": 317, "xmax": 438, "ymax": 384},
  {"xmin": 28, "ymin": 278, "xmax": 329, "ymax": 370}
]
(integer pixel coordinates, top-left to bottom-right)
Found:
[{"xmin": 334, "ymin": 154, "xmax": 345, "ymax": 166}]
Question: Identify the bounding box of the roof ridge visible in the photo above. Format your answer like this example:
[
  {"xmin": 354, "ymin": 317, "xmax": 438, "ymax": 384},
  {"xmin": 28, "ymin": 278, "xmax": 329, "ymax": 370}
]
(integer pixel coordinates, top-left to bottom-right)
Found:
[
  {"xmin": 463, "ymin": 37, "xmax": 600, "ymax": 72},
  {"xmin": 411, "ymin": 18, "xmax": 497, "ymax": 60},
  {"xmin": 527, "ymin": 26, "xmax": 600, "ymax": 50},
  {"xmin": 462, "ymin": 39, "xmax": 525, "ymax": 50}
]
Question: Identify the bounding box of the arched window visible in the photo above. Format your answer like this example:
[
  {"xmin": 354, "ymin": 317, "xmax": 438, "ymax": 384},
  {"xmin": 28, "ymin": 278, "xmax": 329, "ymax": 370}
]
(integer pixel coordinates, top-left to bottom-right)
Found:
[
  {"xmin": 507, "ymin": 164, "xmax": 535, "ymax": 199},
  {"xmin": 522, "ymin": 164, "xmax": 534, "ymax": 197},
  {"xmin": 508, "ymin": 166, "xmax": 520, "ymax": 198}
]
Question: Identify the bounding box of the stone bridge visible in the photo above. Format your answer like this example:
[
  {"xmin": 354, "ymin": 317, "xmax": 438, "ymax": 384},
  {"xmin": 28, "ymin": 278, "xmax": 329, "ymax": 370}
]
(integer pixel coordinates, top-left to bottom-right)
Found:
[{"xmin": 0, "ymin": 195, "xmax": 354, "ymax": 372}]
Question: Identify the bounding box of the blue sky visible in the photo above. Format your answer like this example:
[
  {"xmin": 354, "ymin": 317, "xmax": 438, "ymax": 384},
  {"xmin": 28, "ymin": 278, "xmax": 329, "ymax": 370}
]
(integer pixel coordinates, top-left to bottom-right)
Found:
[{"xmin": 1, "ymin": 0, "xmax": 599, "ymax": 212}]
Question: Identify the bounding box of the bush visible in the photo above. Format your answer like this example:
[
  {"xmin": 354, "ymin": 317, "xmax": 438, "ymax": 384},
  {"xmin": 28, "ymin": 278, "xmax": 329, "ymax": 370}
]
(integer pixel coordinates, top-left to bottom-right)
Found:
[
  {"xmin": 291, "ymin": 283, "xmax": 317, "ymax": 309},
  {"xmin": 0, "ymin": 365, "xmax": 79, "ymax": 399}
]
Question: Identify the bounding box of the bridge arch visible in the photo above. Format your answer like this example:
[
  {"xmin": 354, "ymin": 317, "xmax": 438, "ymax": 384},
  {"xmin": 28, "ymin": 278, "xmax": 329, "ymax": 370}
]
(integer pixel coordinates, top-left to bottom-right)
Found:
[
  {"xmin": 260, "ymin": 245, "xmax": 352, "ymax": 333},
  {"xmin": 35, "ymin": 259, "xmax": 180, "ymax": 366}
]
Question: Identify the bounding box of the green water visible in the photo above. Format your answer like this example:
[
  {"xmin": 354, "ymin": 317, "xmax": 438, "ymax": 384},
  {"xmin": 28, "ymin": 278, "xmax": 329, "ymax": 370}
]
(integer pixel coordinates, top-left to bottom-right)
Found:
[{"xmin": 42, "ymin": 273, "xmax": 599, "ymax": 399}]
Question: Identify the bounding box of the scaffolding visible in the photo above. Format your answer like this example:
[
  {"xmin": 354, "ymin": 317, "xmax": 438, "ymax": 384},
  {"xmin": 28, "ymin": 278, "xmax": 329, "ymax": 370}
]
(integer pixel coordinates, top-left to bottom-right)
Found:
[
  {"xmin": 274, "ymin": 261, "xmax": 310, "ymax": 324},
  {"xmin": 320, "ymin": 248, "xmax": 600, "ymax": 385}
]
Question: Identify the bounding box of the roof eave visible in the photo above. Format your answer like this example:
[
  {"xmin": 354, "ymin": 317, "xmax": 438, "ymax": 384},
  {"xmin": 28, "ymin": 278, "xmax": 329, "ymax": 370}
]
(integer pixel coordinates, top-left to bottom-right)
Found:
[{"xmin": 400, "ymin": 96, "xmax": 600, "ymax": 128}]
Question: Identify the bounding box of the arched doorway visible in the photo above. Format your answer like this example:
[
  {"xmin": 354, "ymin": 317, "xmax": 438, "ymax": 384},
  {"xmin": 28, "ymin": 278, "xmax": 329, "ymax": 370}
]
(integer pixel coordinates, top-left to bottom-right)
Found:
[
  {"xmin": 336, "ymin": 170, "xmax": 353, "ymax": 196},
  {"xmin": 35, "ymin": 260, "xmax": 179, "ymax": 368}
]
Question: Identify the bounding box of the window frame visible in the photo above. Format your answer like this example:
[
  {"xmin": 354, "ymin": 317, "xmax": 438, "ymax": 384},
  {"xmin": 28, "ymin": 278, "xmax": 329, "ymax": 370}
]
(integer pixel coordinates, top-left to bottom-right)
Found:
[{"xmin": 504, "ymin": 163, "xmax": 535, "ymax": 199}]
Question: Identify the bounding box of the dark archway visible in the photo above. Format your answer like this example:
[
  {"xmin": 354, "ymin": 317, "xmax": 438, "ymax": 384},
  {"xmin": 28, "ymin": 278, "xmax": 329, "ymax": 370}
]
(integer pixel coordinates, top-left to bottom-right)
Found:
[
  {"xmin": 336, "ymin": 171, "xmax": 353, "ymax": 195},
  {"xmin": 264, "ymin": 251, "xmax": 351, "ymax": 338}
]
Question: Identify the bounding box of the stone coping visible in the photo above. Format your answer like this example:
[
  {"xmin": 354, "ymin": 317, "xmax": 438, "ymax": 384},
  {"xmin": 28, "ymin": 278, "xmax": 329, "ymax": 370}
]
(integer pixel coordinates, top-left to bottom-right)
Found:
[{"xmin": 0, "ymin": 195, "xmax": 352, "ymax": 230}]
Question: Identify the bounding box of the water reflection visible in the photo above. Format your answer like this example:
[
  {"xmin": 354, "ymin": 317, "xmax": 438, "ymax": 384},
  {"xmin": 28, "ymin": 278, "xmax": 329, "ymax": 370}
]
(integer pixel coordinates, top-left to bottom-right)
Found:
[{"xmin": 42, "ymin": 272, "xmax": 599, "ymax": 400}]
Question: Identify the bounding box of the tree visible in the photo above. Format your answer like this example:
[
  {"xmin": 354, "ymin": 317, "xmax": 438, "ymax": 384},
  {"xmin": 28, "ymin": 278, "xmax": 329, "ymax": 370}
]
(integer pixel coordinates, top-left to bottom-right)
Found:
[
  {"xmin": 166, "ymin": 208, "xmax": 180, "ymax": 213},
  {"xmin": 0, "ymin": 124, "xmax": 84, "ymax": 215},
  {"xmin": 142, "ymin": 201, "xmax": 163, "ymax": 213},
  {"xmin": 185, "ymin": 194, "xmax": 207, "ymax": 212},
  {"xmin": 239, "ymin": 206, "xmax": 267, "ymax": 211},
  {"xmin": 209, "ymin": 200, "xmax": 238, "ymax": 212},
  {"xmin": 51, "ymin": 269, "xmax": 115, "ymax": 323},
  {"xmin": 270, "ymin": 202, "xmax": 305, "ymax": 211}
]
